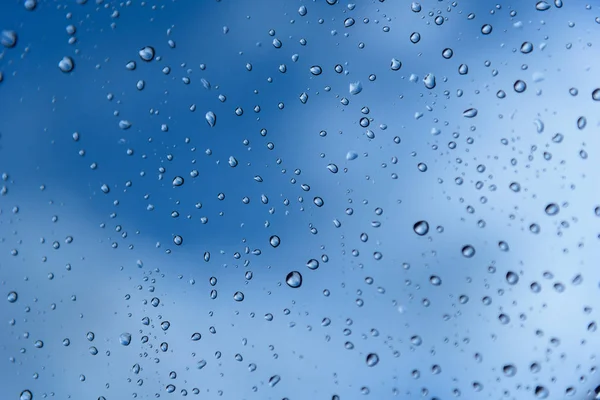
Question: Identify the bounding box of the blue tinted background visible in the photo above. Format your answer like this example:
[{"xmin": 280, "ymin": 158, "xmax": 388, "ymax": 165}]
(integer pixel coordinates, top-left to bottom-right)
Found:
[{"xmin": 1, "ymin": 0, "xmax": 600, "ymax": 399}]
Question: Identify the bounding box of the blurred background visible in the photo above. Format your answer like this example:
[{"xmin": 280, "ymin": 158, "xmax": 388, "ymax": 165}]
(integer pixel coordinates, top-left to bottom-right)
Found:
[{"xmin": 1, "ymin": 0, "xmax": 600, "ymax": 399}]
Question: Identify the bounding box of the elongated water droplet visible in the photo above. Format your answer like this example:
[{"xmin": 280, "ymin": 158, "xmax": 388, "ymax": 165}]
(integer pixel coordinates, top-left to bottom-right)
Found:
[
  {"xmin": 310, "ymin": 65, "xmax": 322, "ymax": 75},
  {"xmin": 205, "ymin": 111, "xmax": 216, "ymax": 127},
  {"xmin": 463, "ymin": 108, "xmax": 478, "ymax": 118},
  {"xmin": 535, "ymin": 1, "xmax": 551, "ymax": 11}
]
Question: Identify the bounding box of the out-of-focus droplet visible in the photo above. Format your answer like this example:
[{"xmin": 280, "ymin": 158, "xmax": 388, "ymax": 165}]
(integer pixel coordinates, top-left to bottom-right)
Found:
[
  {"xmin": 545, "ymin": 203, "xmax": 559, "ymax": 215},
  {"xmin": 24, "ymin": 0, "xmax": 37, "ymax": 10},
  {"xmin": 506, "ymin": 271, "xmax": 519, "ymax": 285},
  {"xmin": 138, "ymin": 46, "xmax": 155, "ymax": 61},
  {"xmin": 119, "ymin": 120, "xmax": 132, "ymax": 130},
  {"xmin": 1, "ymin": 30, "xmax": 17, "ymax": 48},
  {"xmin": 327, "ymin": 164, "xmax": 338, "ymax": 173},
  {"xmin": 58, "ymin": 56, "xmax": 75, "ymax": 73},
  {"xmin": 349, "ymin": 81, "xmax": 362, "ymax": 95},
  {"xmin": 592, "ymin": 89, "xmax": 600, "ymax": 101},
  {"xmin": 286, "ymin": 271, "xmax": 302, "ymax": 288},
  {"xmin": 100, "ymin": 184, "xmax": 110, "ymax": 194},
  {"xmin": 205, "ymin": 111, "xmax": 216, "ymax": 127}
]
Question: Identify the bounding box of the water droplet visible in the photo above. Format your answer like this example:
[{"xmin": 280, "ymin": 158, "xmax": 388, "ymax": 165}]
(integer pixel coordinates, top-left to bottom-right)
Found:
[
  {"xmin": 534, "ymin": 385, "xmax": 549, "ymax": 398},
  {"xmin": 286, "ymin": 271, "xmax": 302, "ymax": 288},
  {"xmin": 366, "ymin": 353, "xmax": 379, "ymax": 367},
  {"xmin": 100, "ymin": 184, "xmax": 110, "ymax": 194},
  {"xmin": 119, "ymin": 333, "xmax": 131, "ymax": 346},
  {"xmin": 413, "ymin": 221, "xmax": 429, "ymax": 236},
  {"xmin": 423, "ymin": 73, "xmax": 436, "ymax": 89},
  {"xmin": 191, "ymin": 332, "xmax": 201, "ymax": 341},
  {"xmin": 535, "ymin": 1, "xmax": 551, "ymax": 11},
  {"xmin": 58, "ymin": 56, "xmax": 75, "ymax": 73},
  {"xmin": 7, "ymin": 291, "xmax": 18, "ymax": 303},
  {"xmin": 299, "ymin": 92, "xmax": 308, "ymax": 104},
  {"xmin": 463, "ymin": 108, "xmax": 478, "ymax": 118},
  {"xmin": 503, "ymin": 364, "xmax": 517, "ymax": 377},
  {"xmin": 514, "ymin": 80, "xmax": 527, "ymax": 93},
  {"xmin": 310, "ymin": 65, "xmax": 322, "ymax": 75},
  {"xmin": 327, "ymin": 164, "xmax": 338, "ymax": 173},
  {"xmin": 233, "ymin": 291, "xmax": 244, "ymax": 302},
  {"xmin": 509, "ymin": 182, "xmax": 521, "ymax": 192},
  {"xmin": 458, "ymin": 64, "xmax": 469, "ymax": 75},
  {"xmin": 1, "ymin": 30, "xmax": 17, "ymax": 48},
  {"xmin": 20, "ymin": 390, "xmax": 32, "ymax": 400},
  {"xmin": 272, "ymin": 38, "xmax": 282, "ymax": 48},
  {"xmin": 577, "ymin": 116, "xmax": 586, "ymax": 129},
  {"xmin": 344, "ymin": 18, "xmax": 355, "ymax": 27},
  {"xmin": 269, "ymin": 235, "xmax": 281, "ymax": 248},
  {"xmin": 461, "ymin": 245, "xmax": 476, "ymax": 258},
  {"xmin": 390, "ymin": 58, "xmax": 402, "ymax": 71},
  {"xmin": 349, "ymin": 81, "xmax": 362, "ymax": 95},
  {"xmin": 205, "ymin": 111, "xmax": 216, "ymax": 127},
  {"xmin": 298, "ymin": 5, "xmax": 307, "ymax": 16},
  {"xmin": 119, "ymin": 120, "xmax": 131, "ymax": 130},
  {"xmin": 268, "ymin": 375, "xmax": 281, "ymax": 387},
  {"xmin": 520, "ymin": 42, "xmax": 533, "ymax": 53},
  {"xmin": 306, "ymin": 259, "xmax": 319, "ymax": 270},
  {"xmin": 138, "ymin": 46, "xmax": 155, "ymax": 61},
  {"xmin": 442, "ymin": 48, "xmax": 453, "ymax": 59},
  {"xmin": 592, "ymin": 89, "xmax": 600, "ymax": 101},
  {"xmin": 410, "ymin": 32, "xmax": 421, "ymax": 43},
  {"xmin": 346, "ymin": 151, "xmax": 358, "ymax": 161},
  {"xmin": 172, "ymin": 176, "xmax": 184, "ymax": 186},
  {"xmin": 481, "ymin": 24, "xmax": 493, "ymax": 34},
  {"xmin": 429, "ymin": 275, "xmax": 442, "ymax": 286},
  {"xmin": 545, "ymin": 203, "xmax": 559, "ymax": 216},
  {"xmin": 228, "ymin": 156, "xmax": 238, "ymax": 167},
  {"xmin": 506, "ymin": 271, "xmax": 519, "ymax": 285},
  {"xmin": 173, "ymin": 235, "xmax": 183, "ymax": 246}
]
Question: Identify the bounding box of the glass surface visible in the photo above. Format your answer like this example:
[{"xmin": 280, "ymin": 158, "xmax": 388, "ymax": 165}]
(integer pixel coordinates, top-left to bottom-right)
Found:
[{"xmin": 1, "ymin": 1, "xmax": 600, "ymax": 399}]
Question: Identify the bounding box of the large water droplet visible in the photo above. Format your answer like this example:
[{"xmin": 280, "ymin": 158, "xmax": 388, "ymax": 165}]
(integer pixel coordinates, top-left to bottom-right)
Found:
[
  {"xmin": 119, "ymin": 332, "xmax": 131, "ymax": 346},
  {"xmin": 423, "ymin": 73, "xmax": 436, "ymax": 89},
  {"xmin": 172, "ymin": 176, "xmax": 184, "ymax": 187},
  {"xmin": 269, "ymin": 235, "xmax": 280, "ymax": 248},
  {"xmin": 461, "ymin": 245, "xmax": 476, "ymax": 258},
  {"xmin": 545, "ymin": 203, "xmax": 559, "ymax": 216},
  {"xmin": 233, "ymin": 291, "xmax": 244, "ymax": 302},
  {"xmin": 310, "ymin": 65, "xmax": 322, "ymax": 75},
  {"xmin": 286, "ymin": 271, "xmax": 302, "ymax": 288},
  {"xmin": 7, "ymin": 291, "xmax": 18, "ymax": 303},
  {"xmin": 20, "ymin": 390, "xmax": 33, "ymax": 400},
  {"xmin": 138, "ymin": 46, "xmax": 155, "ymax": 61},
  {"xmin": 366, "ymin": 353, "xmax": 379, "ymax": 367},
  {"xmin": 413, "ymin": 221, "xmax": 429, "ymax": 236},
  {"xmin": 1, "ymin": 30, "xmax": 17, "ymax": 48},
  {"xmin": 268, "ymin": 375, "xmax": 281, "ymax": 387},
  {"xmin": 205, "ymin": 111, "xmax": 216, "ymax": 127},
  {"xmin": 535, "ymin": 1, "xmax": 551, "ymax": 11},
  {"xmin": 349, "ymin": 81, "xmax": 362, "ymax": 95},
  {"xmin": 58, "ymin": 56, "xmax": 75, "ymax": 73}
]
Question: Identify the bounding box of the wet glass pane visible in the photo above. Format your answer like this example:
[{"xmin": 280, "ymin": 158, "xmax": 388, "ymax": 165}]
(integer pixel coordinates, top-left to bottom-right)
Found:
[{"xmin": 1, "ymin": 1, "xmax": 600, "ymax": 399}]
